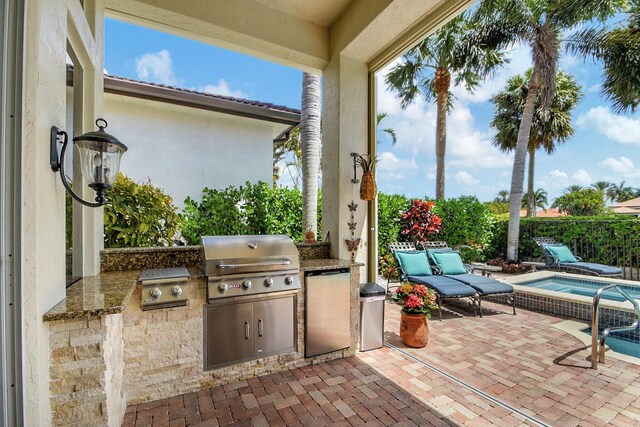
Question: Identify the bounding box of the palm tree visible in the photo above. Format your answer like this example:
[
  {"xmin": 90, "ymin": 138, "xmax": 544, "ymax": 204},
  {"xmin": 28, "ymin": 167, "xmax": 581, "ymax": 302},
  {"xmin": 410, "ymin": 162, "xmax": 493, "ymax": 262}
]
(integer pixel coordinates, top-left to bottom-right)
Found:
[
  {"xmin": 472, "ymin": 0, "xmax": 621, "ymax": 261},
  {"xmin": 492, "ymin": 69, "xmax": 582, "ymax": 217},
  {"xmin": 495, "ymin": 190, "xmax": 510, "ymax": 203},
  {"xmin": 607, "ymin": 181, "xmax": 638, "ymax": 203},
  {"xmin": 521, "ymin": 188, "xmax": 548, "ymax": 216},
  {"xmin": 565, "ymin": 3, "xmax": 640, "ymax": 113},
  {"xmin": 300, "ymin": 72, "xmax": 321, "ymax": 237},
  {"xmin": 564, "ymin": 185, "xmax": 584, "ymax": 195},
  {"xmin": 591, "ymin": 180, "xmax": 612, "ymax": 203},
  {"xmin": 377, "ymin": 112, "xmax": 397, "ymax": 145},
  {"xmin": 385, "ymin": 12, "xmax": 504, "ymax": 199}
]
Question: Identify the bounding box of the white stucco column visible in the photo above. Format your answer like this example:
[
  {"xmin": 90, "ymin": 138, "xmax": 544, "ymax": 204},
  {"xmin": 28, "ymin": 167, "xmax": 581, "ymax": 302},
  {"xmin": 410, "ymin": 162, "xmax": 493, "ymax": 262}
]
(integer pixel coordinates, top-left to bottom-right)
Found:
[{"xmin": 321, "ymin": 54, "xmax": 369, "ymax": 277}]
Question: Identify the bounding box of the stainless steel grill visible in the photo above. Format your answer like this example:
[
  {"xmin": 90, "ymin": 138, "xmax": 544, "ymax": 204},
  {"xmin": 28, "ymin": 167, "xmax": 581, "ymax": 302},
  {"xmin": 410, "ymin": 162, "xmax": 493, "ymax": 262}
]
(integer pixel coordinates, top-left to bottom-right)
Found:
[
  {"xmin": 201, "ymin": 235, "xmax": 301, "ymax": 370},
  {"xmin": 201, "ymin": 235, "xmax": 301, "ymax": 300}
]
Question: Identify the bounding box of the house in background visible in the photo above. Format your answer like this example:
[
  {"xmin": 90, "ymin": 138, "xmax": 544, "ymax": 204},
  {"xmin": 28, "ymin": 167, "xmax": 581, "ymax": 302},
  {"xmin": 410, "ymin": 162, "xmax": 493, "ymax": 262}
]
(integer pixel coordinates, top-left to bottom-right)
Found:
[
  {"xmin": 611, "ymin": 197, "xmax": 640, "ymax": 217},
  {"xmin": 66, "ymin": 66, "xmax": 300, "ymax": 208}
]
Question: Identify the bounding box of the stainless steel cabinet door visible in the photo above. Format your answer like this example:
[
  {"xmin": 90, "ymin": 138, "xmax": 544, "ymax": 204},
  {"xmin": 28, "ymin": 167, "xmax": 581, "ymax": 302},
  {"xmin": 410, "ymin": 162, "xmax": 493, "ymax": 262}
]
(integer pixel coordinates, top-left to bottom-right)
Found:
[
  {"xmin": 205, "ymin": 301, "xmax": 254, "ymax": 369},
  {"xmin": 305, "ymin": 271, "xmax": 351, "ymax": 357},
  {"xmin": 254, "ymin": 295, "xmax": 295, "ymax": 356}
]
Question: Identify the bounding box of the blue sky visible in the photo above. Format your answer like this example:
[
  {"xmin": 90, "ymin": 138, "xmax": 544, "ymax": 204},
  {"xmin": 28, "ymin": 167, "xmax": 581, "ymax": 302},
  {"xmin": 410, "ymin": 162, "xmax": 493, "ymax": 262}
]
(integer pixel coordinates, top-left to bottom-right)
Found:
[{"xmin": 105, "ymin": 17, "xmax": 640, "ymax": 205}]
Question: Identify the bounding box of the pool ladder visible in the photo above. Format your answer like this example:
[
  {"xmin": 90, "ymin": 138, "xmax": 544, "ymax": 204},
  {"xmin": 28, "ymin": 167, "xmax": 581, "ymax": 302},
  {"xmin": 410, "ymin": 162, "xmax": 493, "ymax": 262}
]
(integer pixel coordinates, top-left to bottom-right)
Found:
[{"xmin": 591, "ymin": 284, "xmax": 640, "ymax": 369}]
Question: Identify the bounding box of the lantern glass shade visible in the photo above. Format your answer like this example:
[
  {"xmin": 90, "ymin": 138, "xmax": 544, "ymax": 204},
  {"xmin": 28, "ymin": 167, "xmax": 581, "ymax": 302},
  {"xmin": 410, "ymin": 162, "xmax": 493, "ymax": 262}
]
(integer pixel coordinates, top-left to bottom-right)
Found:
[{"xmin": 75, "ymin": 138, "xmax": 126, "ymax": 188}]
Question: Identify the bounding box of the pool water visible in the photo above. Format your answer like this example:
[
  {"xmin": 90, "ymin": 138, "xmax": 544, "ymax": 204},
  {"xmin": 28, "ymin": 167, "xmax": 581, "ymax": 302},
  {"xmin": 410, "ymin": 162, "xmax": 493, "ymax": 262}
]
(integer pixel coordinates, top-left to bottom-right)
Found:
[
  {"xmin": 521, "ymin": 277, "xmax": 640, "ymax": 303},
  {"xmin": 583, "ymin": 328, "xmax": 640, "ymax": 358}
]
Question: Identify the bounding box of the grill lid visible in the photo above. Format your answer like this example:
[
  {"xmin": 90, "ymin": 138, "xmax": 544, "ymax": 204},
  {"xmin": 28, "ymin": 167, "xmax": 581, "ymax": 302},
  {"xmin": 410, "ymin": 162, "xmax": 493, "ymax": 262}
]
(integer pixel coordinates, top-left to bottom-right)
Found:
[{"xmin": 201, "ymin": 235, "xmax": 300, "ymax": 277}]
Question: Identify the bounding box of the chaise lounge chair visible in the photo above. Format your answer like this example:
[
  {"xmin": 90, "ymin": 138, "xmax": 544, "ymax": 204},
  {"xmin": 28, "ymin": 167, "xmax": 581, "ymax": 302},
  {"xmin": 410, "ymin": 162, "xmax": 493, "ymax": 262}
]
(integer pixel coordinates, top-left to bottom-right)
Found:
[
  {"xmin": 388, "ymin": 243, "xmax": 479, "ymax": 321},
  {"xmin": 422, "ymin": 241, "xmax": 516, "ymax": 317},
  {"xmin": 533, "ymin": 237, "xmax": 623, "ymax": 278}
]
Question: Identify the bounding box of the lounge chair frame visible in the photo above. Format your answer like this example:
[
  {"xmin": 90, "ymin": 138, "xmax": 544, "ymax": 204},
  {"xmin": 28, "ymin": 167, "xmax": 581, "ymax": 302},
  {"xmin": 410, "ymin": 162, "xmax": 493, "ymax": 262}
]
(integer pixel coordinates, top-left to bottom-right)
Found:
[
  {"xmin": 532, "ymin": 237, "xmax": 623, "ymax": 279},
  {"xmin": 387, "ymin": 242, "xmax": 479, "ymax": 320}
]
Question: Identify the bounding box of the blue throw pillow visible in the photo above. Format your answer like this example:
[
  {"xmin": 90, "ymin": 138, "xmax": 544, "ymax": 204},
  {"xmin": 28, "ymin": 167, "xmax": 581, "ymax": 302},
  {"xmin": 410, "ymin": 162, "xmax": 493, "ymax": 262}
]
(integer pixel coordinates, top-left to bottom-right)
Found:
[
  {"xmin": 545, "ymin": 245, "xmax": 577, "ymax": 263},
  {"xmin": 395, "ymin": 251, "xmax": 432, "ymax": 276},
  {"xmin": 432, "ymin": 252, "xmax": 467, "ymax": 275},
  {"xmin": 426, "ymin": 247, "xmax": 454, "ymax": 265}
]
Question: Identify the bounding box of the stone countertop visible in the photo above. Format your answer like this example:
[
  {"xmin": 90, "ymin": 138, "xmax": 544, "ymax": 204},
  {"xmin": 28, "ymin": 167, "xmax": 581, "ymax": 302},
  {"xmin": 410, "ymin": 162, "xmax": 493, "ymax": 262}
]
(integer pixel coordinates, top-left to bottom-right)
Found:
[
  {"xmin": 300, "ymin": 259, "xmax": 363, "ymax": 272},
  {"xmin": 43, "ymin": 266, "xmax": 205, "ymax": 322}
]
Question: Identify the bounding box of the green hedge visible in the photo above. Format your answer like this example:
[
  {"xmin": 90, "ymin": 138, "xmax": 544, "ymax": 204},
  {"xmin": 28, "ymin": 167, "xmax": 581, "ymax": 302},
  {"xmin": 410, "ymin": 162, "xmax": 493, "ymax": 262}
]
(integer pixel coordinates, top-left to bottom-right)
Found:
[
  {"xmin": 181, "ymin": 181, "xmax": 321, "ymax": 245},
  {"xmin": 487, "ymin": 216, "xmax": 640, "ymax": 267},
  {"xmin": 377, "ymin": 192, "xmax": 411, "ymax": 259}
]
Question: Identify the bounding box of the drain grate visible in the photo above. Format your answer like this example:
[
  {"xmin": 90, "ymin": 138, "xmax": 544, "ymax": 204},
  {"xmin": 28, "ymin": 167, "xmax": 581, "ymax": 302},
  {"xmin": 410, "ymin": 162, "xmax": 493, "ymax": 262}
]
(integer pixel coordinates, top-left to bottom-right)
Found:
[{"xmin": 385, "ymin": 342, "xmax": 550, "ymax": 427}]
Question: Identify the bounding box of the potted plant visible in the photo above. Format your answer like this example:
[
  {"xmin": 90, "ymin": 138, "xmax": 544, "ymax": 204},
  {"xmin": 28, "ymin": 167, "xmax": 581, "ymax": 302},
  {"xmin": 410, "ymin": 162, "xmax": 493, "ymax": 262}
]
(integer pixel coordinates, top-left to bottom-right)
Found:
[
  {"xmin": 355, "ymin": 154, "xmax": 379, "ymax": 201},
  {"xmin": 392, "ymin": 283, "xmax": 438, "ymax": 348}
]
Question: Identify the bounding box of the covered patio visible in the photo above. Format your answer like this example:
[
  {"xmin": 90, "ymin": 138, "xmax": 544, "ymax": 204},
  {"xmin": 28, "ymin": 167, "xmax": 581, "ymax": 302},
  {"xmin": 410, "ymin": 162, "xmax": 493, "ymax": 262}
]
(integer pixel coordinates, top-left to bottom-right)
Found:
[{"xmin": 125, "ymin": 299, "xmax": 640, "ymax": 426}]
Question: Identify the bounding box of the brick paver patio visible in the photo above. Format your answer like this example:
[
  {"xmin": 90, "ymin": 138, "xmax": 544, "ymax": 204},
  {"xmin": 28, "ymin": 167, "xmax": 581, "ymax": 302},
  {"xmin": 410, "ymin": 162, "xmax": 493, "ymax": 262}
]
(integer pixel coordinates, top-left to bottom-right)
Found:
[{"xmin": 125, "ymin": 297, "xmax": 640, "ymax": 426}]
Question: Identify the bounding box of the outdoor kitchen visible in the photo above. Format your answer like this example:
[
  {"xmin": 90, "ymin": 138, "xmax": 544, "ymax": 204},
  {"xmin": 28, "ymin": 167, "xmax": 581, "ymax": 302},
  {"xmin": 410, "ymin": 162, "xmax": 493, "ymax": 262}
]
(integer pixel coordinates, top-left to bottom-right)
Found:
[{"xmin": 44, "ymin": 238, "xmax": 362, "ymax": 426}]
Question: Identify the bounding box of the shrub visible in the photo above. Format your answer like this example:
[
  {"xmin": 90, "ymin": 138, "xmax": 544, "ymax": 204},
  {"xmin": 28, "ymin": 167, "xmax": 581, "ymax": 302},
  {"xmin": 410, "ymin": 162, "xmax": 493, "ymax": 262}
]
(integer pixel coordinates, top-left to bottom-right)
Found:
[
  {"xmin": 104, "ymin": 174, "xmax": 182, "ymax": 248},
  {"xmin": 400, "ymin": 199, "xmax": 443, "ymax": 243},
  {"xmin": 377, "ymin": 192, "xmax": 411, "ymax": 259},
  {"xmin": 432, "ymin": 196, "xmax": 495, "ymax": 262},
  {"xmin": 551, "ymin": 189, "xmax": 606, "ymax": 216},
  {"xmin": 181, "ymin": 182, "xmax": 321, "ymax": 244}
]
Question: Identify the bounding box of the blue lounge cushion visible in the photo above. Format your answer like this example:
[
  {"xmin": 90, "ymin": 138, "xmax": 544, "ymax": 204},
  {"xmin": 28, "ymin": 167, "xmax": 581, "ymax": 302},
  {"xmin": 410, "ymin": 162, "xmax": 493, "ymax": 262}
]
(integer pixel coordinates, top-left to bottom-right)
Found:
[
  {"xmin": 431, "ymin": 252, "xmax": 467, "ymax": 275},
  {"xmin": 446, "ymin": 273, "xmax": 514, "ymax": 295},
  {"xmin": 395, "ymin": 250, "xmax": 432, "ymax": 276},
  {"xmin": 407, "ymin": 275, "xmax": 477, "ymax": 297},
  {"xmin": 545, "ymin": 245, "xmax": 578, "ymax": 263},
  {"xmin": 560, "ymin": 262, "xmax": 622, "ymax": 275}
]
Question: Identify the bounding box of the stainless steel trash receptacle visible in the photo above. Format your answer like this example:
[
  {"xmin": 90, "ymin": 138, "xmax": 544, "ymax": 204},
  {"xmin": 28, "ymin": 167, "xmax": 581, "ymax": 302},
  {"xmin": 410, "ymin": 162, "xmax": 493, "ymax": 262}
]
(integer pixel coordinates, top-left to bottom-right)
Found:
[{"xmin": 360, "ymin": 283, "xmax": 386, "ymax": 351}]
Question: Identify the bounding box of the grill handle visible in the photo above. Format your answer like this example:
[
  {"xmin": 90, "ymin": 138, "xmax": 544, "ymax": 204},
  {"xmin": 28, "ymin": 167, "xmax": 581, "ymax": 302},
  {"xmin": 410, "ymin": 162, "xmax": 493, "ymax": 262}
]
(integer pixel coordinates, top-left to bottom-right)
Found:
[{"xmin": 218, "ymin": 259, "xmax": 292, "ymax": 269}]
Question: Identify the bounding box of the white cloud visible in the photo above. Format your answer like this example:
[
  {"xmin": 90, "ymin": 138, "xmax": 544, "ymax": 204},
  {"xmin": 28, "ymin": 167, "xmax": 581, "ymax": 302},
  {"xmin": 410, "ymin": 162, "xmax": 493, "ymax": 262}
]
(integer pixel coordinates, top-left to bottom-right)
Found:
[
  {"xmin": 599, "ymin": 157, "xmax": 640, "ymax": 180},
  {"xmin": 455, "ymin": 171, "xmax": 479, "ymax": 186},
  {"xmin": 375, "ymin": 72, "xmax": 512, "ymax": 171},
  {"xmin": 135, "ymin": 49, "xmax": 180, "ymax": 85},
  {"xmin": 571, "ymin": 169, "xmax": 592, "ymax": 185},
  {"xmin": 199, "ymin": 79, "xmax": 247, "ymax": 98},
  {"xmin": 576, "ymin": 106, "xmax": 640, "ymax": 145},
  {"xmin": 377, "ymin": 151, "xmax": 417, "ymax": 181},
  {"xmin": 547, "ymin": 170, "xmax": 570, "ymax": 188}
]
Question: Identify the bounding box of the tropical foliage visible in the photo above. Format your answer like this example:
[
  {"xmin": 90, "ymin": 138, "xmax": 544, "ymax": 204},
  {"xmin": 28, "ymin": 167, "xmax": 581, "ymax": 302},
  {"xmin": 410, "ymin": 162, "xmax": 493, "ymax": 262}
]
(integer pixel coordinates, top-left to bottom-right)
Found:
[
  {"xmin": 385, "ymin": 11, "xmax": 505, "ymax": 199},
  {"xmin": 472, "ymin": 0, "xmax": 623, "ymax": 261},
  {"xmin": 104, "ymin": 174, "xmax": 182, "ymax": 248},
  {"xmin": 399, "ymin": 199, "xmax": 443, "ymax": 242},
  {"xmin": 492, "ymin": 70, "xmax": 582, "ymax": 217},
  {"xmin": 552, "ymin": 188, "xmax": 606, "ymax": 216},
  {"xmin": 181, "ymin": 182, "xmax": 321, "ymax": 245},
  {"xmin": 521, "ymin": 188, "xmax": 549, "ymax": 214}
]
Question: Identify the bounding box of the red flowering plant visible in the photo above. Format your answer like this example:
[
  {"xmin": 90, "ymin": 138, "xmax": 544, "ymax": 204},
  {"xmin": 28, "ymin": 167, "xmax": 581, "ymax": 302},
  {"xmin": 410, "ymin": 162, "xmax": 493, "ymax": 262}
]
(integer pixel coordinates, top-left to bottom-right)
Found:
[
  {"xmin": 399, "ymin": 199, "xmax": 443, "ymax": 243},
  {"xmin": 391, "ymin": 283, "xmax": 438, "ymax": 318}
]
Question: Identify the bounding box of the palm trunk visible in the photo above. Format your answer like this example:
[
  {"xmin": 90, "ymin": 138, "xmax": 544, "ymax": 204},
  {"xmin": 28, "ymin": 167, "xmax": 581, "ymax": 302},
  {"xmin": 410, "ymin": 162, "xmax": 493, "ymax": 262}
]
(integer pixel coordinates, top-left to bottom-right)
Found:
[
  {"xmin": 434, "ymin": 68, "xmax": 450, "ymax": 200},
  {"xmin": 507, "ymin": 72, "xmax": 539, "ymax": 261},
  {"xmin": 300, "ymin": 72, "xmax": 321, "ymax": 237},
  {"xmin": 527, "ymin": 145, "xmax": 535, "ymax": 217}
]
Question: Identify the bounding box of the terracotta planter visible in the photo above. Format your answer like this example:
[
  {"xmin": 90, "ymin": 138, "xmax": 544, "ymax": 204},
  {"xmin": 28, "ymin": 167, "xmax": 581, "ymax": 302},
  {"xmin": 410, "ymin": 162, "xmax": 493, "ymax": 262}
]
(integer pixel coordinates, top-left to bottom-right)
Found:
[
  {"xmin": 400, "ymin": 311, "xmax": 429, "ymax": 348},
  {"xmin": 360, "ymin": 171, "xmax": 377, "ymax": 201}
]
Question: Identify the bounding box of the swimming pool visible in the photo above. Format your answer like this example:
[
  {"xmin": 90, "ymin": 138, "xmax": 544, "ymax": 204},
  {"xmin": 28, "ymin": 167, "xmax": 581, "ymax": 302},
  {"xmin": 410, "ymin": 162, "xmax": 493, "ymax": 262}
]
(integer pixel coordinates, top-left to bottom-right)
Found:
[
  {"xmin": 519, "ymin": 276, "xmax": 640, "ymax": 303},
  {"xmin": 582, "ymin": 327, "xmax": 640, "ymax": 358}
]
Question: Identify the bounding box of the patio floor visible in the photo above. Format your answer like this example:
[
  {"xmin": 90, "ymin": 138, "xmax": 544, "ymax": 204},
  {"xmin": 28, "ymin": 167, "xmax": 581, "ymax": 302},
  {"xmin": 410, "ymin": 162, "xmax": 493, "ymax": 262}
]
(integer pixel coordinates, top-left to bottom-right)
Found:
[{"xmin": 124, "ymin": 298, "xmax": 640, "ymax": 427}]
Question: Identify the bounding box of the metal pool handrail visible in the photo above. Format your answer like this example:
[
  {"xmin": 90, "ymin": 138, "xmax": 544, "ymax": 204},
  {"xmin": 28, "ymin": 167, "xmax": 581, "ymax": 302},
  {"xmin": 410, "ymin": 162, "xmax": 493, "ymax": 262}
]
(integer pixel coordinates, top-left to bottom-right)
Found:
[{"xmin": 591, "ymin": 283, "xmax": 640, "ymax": 369}]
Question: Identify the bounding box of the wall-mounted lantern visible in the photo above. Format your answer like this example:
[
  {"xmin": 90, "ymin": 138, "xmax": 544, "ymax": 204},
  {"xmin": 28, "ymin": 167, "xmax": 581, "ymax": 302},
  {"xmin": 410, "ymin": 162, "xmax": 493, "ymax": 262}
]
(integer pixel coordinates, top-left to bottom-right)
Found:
[{"xmin": 50, "ymin": 118, "xmax": 127, "ymax": 207}]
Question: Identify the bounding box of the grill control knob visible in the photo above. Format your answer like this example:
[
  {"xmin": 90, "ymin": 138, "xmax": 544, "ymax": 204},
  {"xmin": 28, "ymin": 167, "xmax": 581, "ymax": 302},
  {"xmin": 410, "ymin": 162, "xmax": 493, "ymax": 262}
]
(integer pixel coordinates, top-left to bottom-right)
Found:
[
  {"xmin": 149, "ymin": 288, "xmax": 162, "ymax": 299},
  {"xmin": 219, "ymin": 283, "xmax": 229, "ymax": 293},
  {"xmin": 264, "ymin": 278, "xmax": 274, "ymax": 287},
  {"xmin": 284, "ymin": 276, "xmax": 294, "ymax": 285},
  {"xmin": 170, "ymin": 286, "xmax": 182, "ymax": 297},
  {"xmin": 242, "ymin": 280, "xmax": 252, "ymax": 290}
]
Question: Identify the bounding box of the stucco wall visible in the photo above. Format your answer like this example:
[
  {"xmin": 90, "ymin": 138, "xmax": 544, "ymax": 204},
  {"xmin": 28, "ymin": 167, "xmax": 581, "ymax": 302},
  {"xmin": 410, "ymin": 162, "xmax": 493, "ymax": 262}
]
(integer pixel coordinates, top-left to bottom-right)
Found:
[{"xmin": 75, "ymin": 93, "xmax": 281, "ymax": 209}]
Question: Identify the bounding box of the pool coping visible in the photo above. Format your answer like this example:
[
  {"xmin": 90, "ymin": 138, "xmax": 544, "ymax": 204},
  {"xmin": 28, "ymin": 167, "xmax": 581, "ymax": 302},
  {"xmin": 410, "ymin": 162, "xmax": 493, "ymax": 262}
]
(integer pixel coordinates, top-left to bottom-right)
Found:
[
  {"xmin": 504, "ymin": 271, "xmax": 640, "ymax": 314},
  {"xmin": 553, "ymin": 319, "xmax": 640, "ymax": 367}
]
